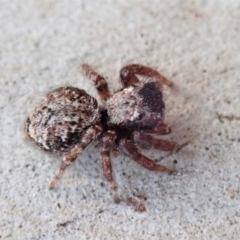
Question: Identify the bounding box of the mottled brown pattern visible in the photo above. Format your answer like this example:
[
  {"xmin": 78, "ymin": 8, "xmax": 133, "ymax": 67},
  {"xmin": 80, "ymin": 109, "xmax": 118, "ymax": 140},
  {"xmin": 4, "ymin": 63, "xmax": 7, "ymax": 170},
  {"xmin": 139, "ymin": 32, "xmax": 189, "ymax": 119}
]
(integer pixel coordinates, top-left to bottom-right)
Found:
[
  {"xmin": 81, "ymin": 64, "xmax": 111, "ymax": 100},
  {"xmin": 106, "ymin": 82, "xmax": 165, "ymax": 129},
  {"xmin": 26, "ymin": 86, "xmax": 100, "ymax": 152},
  {"xmin": 25, "ymin": 63, "xmax": 177, "ymax": 211},
  {"xmin": 50, "ymin": 124, "xmax": 103, "ymax": 188}
]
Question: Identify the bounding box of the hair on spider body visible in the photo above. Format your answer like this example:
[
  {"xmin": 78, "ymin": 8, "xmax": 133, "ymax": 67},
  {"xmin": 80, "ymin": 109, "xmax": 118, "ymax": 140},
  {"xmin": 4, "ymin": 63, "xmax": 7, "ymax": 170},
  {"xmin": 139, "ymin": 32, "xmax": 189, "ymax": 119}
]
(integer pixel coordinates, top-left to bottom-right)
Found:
[
  {"xmin": 106, "ymin": 81, "xmax": 165, "ymax": 131},
  {"xmin": 25, "ymin": 86, "xmax": 100, "ymax": 152},
  {"xmin": 25, "ymin": 63, "xmax": 177, "ymax": 209},
  {"xmin": 98, "ymin": 109, "xmax": 132, "ymax": 142}
]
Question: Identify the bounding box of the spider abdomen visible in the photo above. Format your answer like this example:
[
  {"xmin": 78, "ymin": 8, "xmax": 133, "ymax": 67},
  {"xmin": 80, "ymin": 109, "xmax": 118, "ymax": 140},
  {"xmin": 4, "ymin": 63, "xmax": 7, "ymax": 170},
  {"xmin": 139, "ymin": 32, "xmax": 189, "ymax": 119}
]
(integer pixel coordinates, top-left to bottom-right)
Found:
[{"xmin": 25, "ymin": 86, "xmax": 100, "ymax": 152}]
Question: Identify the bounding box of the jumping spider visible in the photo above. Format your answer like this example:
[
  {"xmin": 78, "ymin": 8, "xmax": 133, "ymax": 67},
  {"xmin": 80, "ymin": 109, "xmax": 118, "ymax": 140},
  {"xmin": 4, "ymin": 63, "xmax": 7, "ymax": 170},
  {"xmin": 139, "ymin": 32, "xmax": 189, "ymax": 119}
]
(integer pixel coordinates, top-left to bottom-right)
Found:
[{"xmin": 25, "ymin": 64, "xmax": 177, "ymax": 204}]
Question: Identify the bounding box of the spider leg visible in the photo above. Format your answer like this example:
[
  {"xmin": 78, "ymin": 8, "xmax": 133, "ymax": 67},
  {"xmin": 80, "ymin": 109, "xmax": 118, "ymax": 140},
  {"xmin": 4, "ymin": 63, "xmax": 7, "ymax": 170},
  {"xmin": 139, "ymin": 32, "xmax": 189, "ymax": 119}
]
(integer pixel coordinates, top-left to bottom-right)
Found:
[
  {"xmin": 144, "ymin": 123, "xmax": 172, "ymax": 135},
  {"xmin": 120, "ymin": 64, "xmax": 173, "ymax": 88},
  {"xmin": 81, "ymin": 63, "xmax": 111, "ymax": 100},
  {"xmin": 119, "ymin": 139, "xmax": 174, "ymax": 174},
  {"xmin": 101, "ymin": 130, "xmax": 120, "ymax": 203},
  {"xmin": 50, "ymin": 124, "xmax": 103, "ymax": 188},
  {"xmin": 134, "ymin": 132, "xmax": 177, "ymax": 152}
]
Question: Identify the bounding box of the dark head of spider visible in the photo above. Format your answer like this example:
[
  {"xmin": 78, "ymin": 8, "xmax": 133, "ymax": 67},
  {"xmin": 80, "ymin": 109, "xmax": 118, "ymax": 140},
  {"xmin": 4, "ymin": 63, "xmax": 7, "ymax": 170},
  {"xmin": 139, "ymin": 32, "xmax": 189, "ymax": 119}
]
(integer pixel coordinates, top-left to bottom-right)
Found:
[{"xmin": 100, "ymin": 81, "xmax": 165, "ymax": 141}]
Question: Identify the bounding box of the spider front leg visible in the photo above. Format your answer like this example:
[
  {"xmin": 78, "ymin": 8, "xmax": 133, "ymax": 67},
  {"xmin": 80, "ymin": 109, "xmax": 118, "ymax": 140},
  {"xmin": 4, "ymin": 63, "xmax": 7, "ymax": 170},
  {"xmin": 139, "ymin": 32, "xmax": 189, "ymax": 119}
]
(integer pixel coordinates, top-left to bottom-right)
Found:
[
  {"xmin": 134, "ymin": 132, "xmax": 177, "ymax": 152},
  {"xmin": 50, "ymin": 124, "xmax": 103, "ymax": 188},
  {"xmin": 120, "ymin": 64, "xmax": 173, "ymax": 88},
  {"xmin": 81, "ymin": 64, "xmax": 111, "ymax": 100},
  {"xmin": 144, "ymin": 123, "xmax": 172, "ymax": 135},
  {"xmin": 101, "ymin": 130, "xmax": 120, "ymax": 203},
  {"xmin": 119, "ymin": 139, "xmax": 174, "ymax": 174}
]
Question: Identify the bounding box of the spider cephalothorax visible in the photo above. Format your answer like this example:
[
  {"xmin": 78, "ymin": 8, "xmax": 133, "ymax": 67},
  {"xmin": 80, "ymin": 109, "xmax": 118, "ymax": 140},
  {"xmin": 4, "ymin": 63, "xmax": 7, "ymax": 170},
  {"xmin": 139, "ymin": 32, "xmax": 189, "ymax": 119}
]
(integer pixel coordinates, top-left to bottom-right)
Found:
[
  {"xmin": 106, "ymin": 81, "xmax": 165, "ymax": 130},
  {"xmin": 25, "ymin": 63, "xmax": 177, "ymax": 206}
]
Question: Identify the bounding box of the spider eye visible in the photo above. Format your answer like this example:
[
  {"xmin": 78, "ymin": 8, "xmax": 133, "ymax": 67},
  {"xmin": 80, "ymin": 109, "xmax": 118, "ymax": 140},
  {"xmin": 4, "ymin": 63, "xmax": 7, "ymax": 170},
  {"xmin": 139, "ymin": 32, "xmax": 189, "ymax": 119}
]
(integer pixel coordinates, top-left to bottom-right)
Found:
[{"xmin": 136, "ymin": 114, "xmax": 144, "ymax": 121}]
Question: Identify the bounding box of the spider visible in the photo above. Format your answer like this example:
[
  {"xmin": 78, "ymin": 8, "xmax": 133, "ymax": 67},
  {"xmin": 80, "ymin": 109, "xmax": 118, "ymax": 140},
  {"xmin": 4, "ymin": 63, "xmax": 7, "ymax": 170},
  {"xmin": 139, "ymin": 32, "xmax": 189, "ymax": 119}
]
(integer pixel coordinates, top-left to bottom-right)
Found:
[{"xmin": 25, "ymin": 63, "xmax": 177, "ymax": 204}]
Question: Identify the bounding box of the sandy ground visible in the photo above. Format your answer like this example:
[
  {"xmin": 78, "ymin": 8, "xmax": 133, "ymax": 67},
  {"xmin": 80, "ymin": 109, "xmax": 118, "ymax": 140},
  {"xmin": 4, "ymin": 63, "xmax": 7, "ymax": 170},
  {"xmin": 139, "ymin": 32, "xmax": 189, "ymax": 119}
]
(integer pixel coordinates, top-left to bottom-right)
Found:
[{"xmin": 1, "ymin": 0, "xmax": 240, "ymax": 239}]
